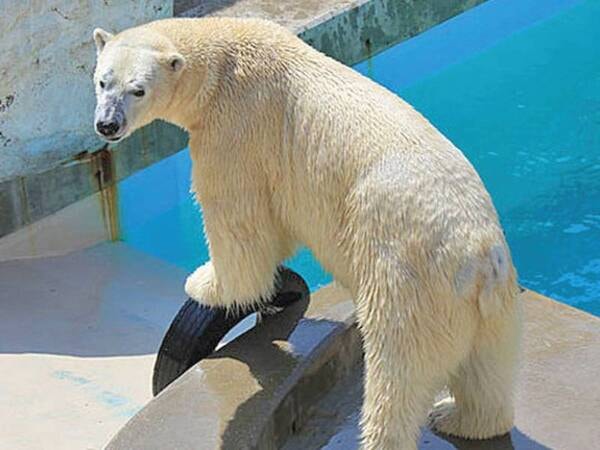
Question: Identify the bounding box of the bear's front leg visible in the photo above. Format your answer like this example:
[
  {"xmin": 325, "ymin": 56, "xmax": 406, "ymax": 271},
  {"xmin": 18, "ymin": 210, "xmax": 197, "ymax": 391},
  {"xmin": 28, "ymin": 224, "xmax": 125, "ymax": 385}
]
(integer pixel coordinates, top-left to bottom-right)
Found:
[{"xmin": 184, "ymin": 196, "xmax": 290, "ymax": 310}]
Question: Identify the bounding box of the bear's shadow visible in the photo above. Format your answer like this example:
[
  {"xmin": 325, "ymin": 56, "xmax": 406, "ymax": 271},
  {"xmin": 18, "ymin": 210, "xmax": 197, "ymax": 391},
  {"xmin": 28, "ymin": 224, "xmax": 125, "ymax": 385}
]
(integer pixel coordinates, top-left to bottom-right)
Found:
[{"xmin": 423, "ymin": 428, "xmax": 551, "ymax": 450}]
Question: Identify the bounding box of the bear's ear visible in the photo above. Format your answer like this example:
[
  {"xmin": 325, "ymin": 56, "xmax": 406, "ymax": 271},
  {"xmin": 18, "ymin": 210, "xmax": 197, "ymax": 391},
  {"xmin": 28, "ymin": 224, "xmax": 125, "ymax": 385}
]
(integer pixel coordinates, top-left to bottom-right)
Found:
[
  {"xmin": 167, "ymin": 53, "xmax": 186, "ymax": 73},
  {"xmin": 93, "ymin": 28, "xmax": 114, "ymax": 55}
]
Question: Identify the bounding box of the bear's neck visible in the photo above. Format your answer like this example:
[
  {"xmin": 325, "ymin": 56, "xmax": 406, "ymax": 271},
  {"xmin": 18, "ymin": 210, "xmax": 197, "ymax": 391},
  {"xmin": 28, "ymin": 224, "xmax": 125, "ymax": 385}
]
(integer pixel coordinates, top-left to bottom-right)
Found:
[
  {"xmin": 154, "ymin": 19, "xmax": 302, "ymax": 133},
  {"xmin": 159, "ymin": 49, "xmax": 219, "ymax": 132}
]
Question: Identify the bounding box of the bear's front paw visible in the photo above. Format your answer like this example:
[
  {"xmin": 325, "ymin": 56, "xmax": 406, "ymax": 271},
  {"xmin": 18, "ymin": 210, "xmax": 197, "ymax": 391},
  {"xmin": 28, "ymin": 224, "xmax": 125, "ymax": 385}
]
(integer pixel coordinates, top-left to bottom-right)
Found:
[{"xmin": 184, "ymin": 262, "xmax": 223, "ymax": 307}]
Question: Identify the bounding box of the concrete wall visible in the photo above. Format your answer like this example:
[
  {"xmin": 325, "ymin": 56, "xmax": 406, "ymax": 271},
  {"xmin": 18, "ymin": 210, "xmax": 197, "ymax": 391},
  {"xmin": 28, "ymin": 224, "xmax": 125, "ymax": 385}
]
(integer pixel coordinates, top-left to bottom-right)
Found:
[{"xmin": 0, "ymin": 0, "xmax": 172, "ymax": 182}]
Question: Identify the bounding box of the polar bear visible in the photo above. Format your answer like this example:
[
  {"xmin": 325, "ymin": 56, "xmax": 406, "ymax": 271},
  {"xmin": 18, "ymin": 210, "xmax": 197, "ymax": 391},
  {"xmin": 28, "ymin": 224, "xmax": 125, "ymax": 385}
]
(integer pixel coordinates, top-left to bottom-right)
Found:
[{"xmin": 93, "ymin": 18, "xmax": 521, "ymax": 450}]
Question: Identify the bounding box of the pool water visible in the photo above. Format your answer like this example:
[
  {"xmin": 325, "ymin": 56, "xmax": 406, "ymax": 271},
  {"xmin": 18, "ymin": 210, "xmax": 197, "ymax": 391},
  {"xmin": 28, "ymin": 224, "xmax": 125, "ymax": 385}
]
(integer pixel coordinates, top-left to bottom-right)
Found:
[
  {"xmin": 117, "ymin": 152, "xmax": 332, "ymax": 292},
  {"xmin": 119, "ymin": 0, "xmax": 599, "ymax": 316},
  {"xmin": 356, "ymin": 0, "xmax": 600, "ymax": 315}
]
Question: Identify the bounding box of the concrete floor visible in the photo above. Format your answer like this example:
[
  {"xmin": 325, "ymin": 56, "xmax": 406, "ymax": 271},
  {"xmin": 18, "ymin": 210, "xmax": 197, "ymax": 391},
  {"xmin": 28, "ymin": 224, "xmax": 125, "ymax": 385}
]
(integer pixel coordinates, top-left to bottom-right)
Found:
[{"xmin": 0, "ymin": 243, "xmax": 188, "ymax": 450}]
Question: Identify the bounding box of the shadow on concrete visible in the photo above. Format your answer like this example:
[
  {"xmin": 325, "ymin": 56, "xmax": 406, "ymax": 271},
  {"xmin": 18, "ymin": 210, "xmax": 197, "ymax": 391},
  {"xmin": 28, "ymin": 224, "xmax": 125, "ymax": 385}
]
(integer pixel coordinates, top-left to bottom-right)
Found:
[
  {"xmin": 210, "ymin": 296, "xmax": 309, "ymax": 449},
  {"xmin": 424, "ymin": 428, "xmax": 552, "ymax": 450},
  {"xmin": 0, "ymin": 243, "xmax": 187, "ymax": 357},
  {"xmin": 206, "ymin": 295, "xmax": 348, "ymax": 449}
]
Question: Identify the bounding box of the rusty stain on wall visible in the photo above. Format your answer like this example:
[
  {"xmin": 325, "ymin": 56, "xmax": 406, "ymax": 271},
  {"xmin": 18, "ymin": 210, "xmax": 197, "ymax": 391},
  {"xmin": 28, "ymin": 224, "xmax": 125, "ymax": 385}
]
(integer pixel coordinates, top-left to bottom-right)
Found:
[{"xmin": 91, "ymin": 148, "xmax": 120, "ymax": 241}]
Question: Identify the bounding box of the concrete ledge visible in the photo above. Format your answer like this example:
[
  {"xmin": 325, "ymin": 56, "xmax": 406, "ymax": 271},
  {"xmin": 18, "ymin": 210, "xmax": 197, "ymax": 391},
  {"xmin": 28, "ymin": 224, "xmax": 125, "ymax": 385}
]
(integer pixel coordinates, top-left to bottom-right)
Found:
[
  {"xmin": 106, "ymin": 288, "xmax": 600, "ymax": 449},
  {"xmin": 0, "ymin": 0, "xmax": 486, "ymax": 240},
  {"xmin": 106, "ymin": 284, "xmax": 360, "ymax": 450},
  {"xmin": 298, "ymin": 0, "xmax": 487, "ymax": 66}
]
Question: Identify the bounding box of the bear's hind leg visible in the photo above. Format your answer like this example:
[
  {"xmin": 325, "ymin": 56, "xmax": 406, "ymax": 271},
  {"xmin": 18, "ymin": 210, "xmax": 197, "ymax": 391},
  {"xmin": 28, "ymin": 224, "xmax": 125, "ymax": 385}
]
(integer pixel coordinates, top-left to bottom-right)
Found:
[
  {"xmin": 357, "ymin": 286, "xmax": 476, "ymax": 450},
  {"xmin": 429, "ymin": 302, "xmax": 520, "ymax": 439}
]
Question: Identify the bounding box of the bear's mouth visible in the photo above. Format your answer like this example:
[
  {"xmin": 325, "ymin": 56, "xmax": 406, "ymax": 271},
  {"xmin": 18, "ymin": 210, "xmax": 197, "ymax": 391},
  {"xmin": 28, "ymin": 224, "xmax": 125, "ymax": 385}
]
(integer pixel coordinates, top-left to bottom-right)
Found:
[{"xmin": 97, "ymin": 128, "xmax": 128, "ymax": 143}]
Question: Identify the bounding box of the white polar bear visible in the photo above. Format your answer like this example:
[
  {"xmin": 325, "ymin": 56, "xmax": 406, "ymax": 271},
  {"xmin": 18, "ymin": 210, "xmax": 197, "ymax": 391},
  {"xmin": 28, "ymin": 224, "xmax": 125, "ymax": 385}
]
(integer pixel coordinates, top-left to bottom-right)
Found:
[{"xmin": 93, "ymin": 18, "xmax": 521, "ymax": 450}]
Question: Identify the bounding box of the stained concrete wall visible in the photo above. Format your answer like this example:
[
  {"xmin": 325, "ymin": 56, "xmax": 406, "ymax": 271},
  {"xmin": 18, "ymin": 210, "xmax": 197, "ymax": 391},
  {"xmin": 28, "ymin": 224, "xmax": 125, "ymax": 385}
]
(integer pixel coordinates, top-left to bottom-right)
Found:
[{"xmin": 0, "ymin": 0, "xmax": 172, "ymax": 182}]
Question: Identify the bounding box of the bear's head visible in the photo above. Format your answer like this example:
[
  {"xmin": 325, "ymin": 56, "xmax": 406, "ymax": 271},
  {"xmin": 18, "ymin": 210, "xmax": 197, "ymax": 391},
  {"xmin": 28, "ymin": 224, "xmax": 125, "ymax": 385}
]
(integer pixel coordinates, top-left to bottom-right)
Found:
[{"xmin": 92, "ymin": 27, "xmax": 186, "ymax": 143}]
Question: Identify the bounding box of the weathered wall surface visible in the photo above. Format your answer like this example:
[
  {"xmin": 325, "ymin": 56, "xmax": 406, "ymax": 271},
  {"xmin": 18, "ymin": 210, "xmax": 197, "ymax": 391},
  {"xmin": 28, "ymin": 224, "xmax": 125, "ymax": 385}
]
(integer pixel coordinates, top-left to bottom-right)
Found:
[{"xmin": 0, "ymin": 0, "xmax": 172, "ymax": 181}]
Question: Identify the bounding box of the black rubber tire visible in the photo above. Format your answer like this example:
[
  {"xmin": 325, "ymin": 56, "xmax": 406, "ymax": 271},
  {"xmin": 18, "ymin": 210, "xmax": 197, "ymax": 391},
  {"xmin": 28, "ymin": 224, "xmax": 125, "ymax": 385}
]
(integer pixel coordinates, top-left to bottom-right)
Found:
[{"xmin": 152, "ymin": 267, "xmax": 309, "ymax": 396}]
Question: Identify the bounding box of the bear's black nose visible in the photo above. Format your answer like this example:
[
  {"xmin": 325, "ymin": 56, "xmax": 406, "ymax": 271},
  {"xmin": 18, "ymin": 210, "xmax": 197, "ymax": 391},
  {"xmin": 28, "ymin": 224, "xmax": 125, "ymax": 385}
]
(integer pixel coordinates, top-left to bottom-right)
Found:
[{"xmin": 96, "ymin": 120, "xmax": 120, "ymax": 137}]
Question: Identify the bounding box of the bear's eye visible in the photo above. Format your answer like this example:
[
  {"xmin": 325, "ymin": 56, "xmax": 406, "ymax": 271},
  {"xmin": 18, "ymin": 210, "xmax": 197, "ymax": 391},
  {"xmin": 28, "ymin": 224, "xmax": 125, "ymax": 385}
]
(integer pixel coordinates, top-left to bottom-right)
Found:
[
  {"xmin": 133, "ymin": 89, "xmax": 145, "ymax": 98},
  {"xmin": 99, "ymin": 80, "xmax": 105, "ymax": 89}
]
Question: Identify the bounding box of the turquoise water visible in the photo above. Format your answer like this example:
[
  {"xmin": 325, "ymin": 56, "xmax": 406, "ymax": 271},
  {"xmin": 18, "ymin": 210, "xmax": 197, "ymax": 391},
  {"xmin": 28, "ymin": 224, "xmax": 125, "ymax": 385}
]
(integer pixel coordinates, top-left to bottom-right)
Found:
[
  {"xmin": 118, "ymin": 150, "xmax": 331, "ymax": 291},
  {"xmin": 356, "ymin": 0, "xmax": 600, "ymax": 315},
  {"xmin": 119, "ymin": 0, "xmax": 599, "ymax": 315}
]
